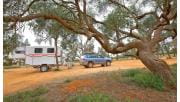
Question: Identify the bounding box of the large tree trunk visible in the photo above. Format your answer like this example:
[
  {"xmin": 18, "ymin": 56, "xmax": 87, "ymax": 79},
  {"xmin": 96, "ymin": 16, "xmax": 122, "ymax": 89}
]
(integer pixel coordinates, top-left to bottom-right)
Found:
[
  {"xmin": 54, "ymin": 38, "xmax": 59, "ymax": 69},
  {"xmin": 138, "ymin": 49, "xmax": 175, "ymax": 88}
]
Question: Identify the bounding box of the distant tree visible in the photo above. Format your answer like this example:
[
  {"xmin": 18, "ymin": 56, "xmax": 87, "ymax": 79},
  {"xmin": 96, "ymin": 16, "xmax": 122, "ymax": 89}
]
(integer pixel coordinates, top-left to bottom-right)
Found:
[
  {"xmin": 171, "ymin": 37, "xmax": 177, "ymax": 57},
  {"xmin": 24, "ymin": 39, "xmax": 30, "ymax": 46},
  {"xmin": 84, "ymin": 39, "xmax": 95, "ymax": 53},
  {"xmin": 3, "ymin": 27, "xmax": 23, "ymax": 57},
  {"xmin": 162, "ymin": 41, "xmax": 172, "ymax": 59},
  {"xmin": 20, "ymin": 38, "xmax": 31, "ymax": 46},
  {"xmin": 98, "ymin": 47, "xmax": 108, "ymax": 57},
  {"xmin": 60, "ymin": 33, "xmax": 79, "ymax": 61}
]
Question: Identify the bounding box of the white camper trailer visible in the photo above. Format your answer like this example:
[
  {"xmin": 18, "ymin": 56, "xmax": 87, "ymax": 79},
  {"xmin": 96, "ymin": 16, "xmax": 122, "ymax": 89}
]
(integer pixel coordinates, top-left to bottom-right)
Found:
[
  {"xmin": 10, "ymin": 47, "xmax": 26, "ymax": 65},
  {"xmin": 11, "ymin": 47, "xmax": 26, "ymax": 59},
  {"xmin": 25, "ymin": 46, "xmax": 62, "ymax": 72}
]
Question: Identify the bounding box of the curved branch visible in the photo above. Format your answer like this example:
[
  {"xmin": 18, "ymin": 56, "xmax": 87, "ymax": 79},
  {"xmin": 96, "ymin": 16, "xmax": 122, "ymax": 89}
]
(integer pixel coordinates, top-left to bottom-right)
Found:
[
  {"xmin": 7, "ymin": 0, "xmax": 40, "ymax": 30},
  {"xmin": 118, "ymin": 29, "xmax": 143, "ymax": 40},
  {"xmin": 4, "ymin": 14, "xmax": 81, "ymax": 33}
]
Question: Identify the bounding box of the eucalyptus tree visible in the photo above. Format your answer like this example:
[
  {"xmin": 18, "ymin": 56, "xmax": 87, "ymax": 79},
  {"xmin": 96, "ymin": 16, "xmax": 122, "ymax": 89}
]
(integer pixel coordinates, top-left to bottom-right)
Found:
[
  {"xmin": 3, "ymin": 23, "xmax": 23, "ymax": 57},
  {"xmin": 30, "ymin": 19, "xmax": 66, "ymax": 69},
  {"xmin": 28, "ymin": 2, "xmax": 77, "ymax": 69},
  {"xmin": 4, "ymin": 0, "xmax": 177, "ymax": 86},
  {"xmin": 161, "ymin": 40, "xmax": 172, "ymax": 59},
  {"xmin": 84, "ymin": 39, "xmax": 95, "ymax": 53},
  {"xmin": 60, "ymin": 33, "xmax": 79, "ymax": 61},
  {"xmin": 98, "ymin": 47, "xmax": 109, "ymax": 57},
  {"xmin": 171, "ymin": 37, "xmax": 177, "ymax": 57},
  {"xmin": 76, "ymin": 36, "xmax": 95, "ymax": 58}
]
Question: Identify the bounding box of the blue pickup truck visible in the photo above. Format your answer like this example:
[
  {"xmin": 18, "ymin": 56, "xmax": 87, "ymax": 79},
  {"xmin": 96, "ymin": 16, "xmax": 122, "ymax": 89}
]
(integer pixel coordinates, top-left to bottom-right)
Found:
[{"xmin": 80, "ymin": 53, "xmax": 112, "ymax": 68}]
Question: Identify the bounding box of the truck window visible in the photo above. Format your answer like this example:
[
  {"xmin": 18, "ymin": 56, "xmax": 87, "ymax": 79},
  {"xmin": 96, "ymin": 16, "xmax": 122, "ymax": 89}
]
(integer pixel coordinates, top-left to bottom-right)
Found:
[
  {"xmin": 98, "ymin": 55, "xmax": 104, "ymax": 58},
  {"xmin": 34, "ymin": 48, "xmax": 43, "ymax": 53},
  {"xmin": 47, "ymin": 48, "xmax": 54, "ymax": 53},
  {"xmin": 89, "ymin": 55, "xmax": 97, "ymax": 58}
]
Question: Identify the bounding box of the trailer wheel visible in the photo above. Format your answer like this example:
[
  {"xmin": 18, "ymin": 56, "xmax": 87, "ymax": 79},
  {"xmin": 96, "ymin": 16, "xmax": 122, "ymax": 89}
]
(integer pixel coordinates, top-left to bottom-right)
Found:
[{"xmin": 40, "ymin": 65, "xmax": 49, "ymax": 72}]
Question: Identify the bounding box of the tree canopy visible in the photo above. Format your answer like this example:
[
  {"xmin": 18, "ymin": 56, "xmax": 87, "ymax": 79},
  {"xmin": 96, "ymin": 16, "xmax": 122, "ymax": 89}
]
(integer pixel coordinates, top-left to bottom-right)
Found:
[{"xmin": 4, "ymin": 0, "xmax": 176, "ymax": 54}]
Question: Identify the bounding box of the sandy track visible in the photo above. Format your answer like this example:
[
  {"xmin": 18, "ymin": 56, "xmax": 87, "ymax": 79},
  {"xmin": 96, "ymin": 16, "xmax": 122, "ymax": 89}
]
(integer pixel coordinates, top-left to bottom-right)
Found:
[{"xmin": 4, "ymin": 58, "xmax": 176, "ymax": 95}]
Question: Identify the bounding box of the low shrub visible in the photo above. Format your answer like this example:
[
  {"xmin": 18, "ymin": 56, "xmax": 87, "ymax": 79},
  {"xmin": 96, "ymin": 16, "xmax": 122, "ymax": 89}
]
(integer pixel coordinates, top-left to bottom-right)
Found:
[
  {"xmin": 121, "ymin": 69, "xmax": 142, "ymax": 77},
  {"xmin": 132, "ymin": 73, "xmax": 164, "ymax": 91},
  {"xmin": 122, "ymin": 96, "xmax": 140, "ymax": 102},
  {"xmin": 4, "ymin": 87, "xmax": 48, "ymax": 102},
  {"xmin": 68, "ymin": 92, "xmax": 118, "ymax": 102},
  {"xmin": 111, "ymin": 64, "xmax": 177, "ymax": 91}
]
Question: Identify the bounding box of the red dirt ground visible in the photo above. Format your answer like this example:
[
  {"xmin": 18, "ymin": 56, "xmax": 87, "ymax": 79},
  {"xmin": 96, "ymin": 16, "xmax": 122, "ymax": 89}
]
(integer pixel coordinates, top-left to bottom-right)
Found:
[
  {"xmin": 4, "ymin": 58, "xmax": 176, "ymax": 95},
  {"xmin": 63, "ymin": 79, "xmax": 96, "ymax": 93}
]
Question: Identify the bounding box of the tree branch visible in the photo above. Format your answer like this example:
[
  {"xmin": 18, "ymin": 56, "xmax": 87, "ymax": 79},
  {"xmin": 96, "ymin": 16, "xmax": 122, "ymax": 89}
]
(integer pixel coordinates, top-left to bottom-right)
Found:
[
  {"xmin": 7, "ymin": 0, "xmax": 40, "ymax": 30},
  {"xmin": 117, "ymin": 29, "xmax": 143, "ymax": 40}
]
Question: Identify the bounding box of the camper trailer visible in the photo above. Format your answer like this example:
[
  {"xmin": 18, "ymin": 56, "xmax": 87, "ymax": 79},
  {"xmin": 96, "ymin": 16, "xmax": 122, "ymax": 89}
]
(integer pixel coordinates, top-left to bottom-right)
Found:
[
  {"xmin": 25, "ymin": 46, "xmax": 62, "ymax": 72},
  {"xmin": 11, "ymin": 46, "xmax": 62, "ymax": 72},
  {"xmin": 10, "ymin": 47, "xmax": 26, "ymax": 65}
]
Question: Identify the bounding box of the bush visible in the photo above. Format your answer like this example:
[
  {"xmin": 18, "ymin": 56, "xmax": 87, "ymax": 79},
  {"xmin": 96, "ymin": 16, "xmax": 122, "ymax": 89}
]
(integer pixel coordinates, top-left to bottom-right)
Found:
[
  {"xmin": 110, "ymin": 68, "xmax": 165, "ymax": 91},
  {"xmin": 122, "ymin": 69, "xmax": 164, "ymax": 91},
  {"xmin": 3, "ymin": 58, "xmax": 13, "ymax": 66},
  {"xmin": 68, "ymin": 92, "xmax": 118, "ymax": 102},
  {"xmin": 4, "ymin": 87, "xmax": 48, "ymax": 102},
  {"xmin": 122, "ymin": 96, "xmax": 140, "ymax": 102},
  {"xmin": 132, "ymin": 73, "xmax": 164, "ymax": 91},
  {"xmin": 121, "ymin": 69, "xmax": 142, "ymax": 77}
]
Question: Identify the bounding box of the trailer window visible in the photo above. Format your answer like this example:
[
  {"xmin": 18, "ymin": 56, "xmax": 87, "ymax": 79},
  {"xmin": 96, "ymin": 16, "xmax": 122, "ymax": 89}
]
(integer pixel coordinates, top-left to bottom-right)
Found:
[
  {"xmin": 34, "ymin": 48, "xmax": 43, "ymax": 53},
  {"xmin": 47, "ymin": 48, "xmax": 54, "ymax": 53},
  {"xmin": 15, "ymin": 51, "xmax": 25, "ymax": 54}
]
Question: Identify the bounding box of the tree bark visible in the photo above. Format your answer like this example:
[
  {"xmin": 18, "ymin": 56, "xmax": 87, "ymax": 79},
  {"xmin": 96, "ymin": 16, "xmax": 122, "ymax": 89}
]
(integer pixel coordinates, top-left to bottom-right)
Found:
[
  {"xmin": 54, "ymin": 38, "xmax": 59, "ymax": 69},
  {"xmin": 138, "ymin": 44, "xmax": 175, "ymax": 87}
]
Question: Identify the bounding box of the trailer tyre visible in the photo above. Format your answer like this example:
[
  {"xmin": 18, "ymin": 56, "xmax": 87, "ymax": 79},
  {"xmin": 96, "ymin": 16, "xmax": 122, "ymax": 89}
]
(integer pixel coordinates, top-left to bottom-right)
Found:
[{"xmin": 40, "ymin": 65, "xmax": 49, "ymax": 72}]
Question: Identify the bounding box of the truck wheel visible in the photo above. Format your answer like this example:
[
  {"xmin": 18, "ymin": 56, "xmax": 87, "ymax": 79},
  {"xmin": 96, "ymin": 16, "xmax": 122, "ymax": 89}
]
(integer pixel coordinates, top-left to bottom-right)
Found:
[
  {"xmin": 88, "ymin": 62, "xmax": 93, "ymax": 68},
  {"xmin": 101, "ymin": 63, "xmax": 106, "ymax": 67},
  {"xmin": 106, "ymin": 61, "xmax": 111, "ymax": 66},
  {"xmin": 40, "ymin": 65, "xmax": 49, "ymax": 72}
]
